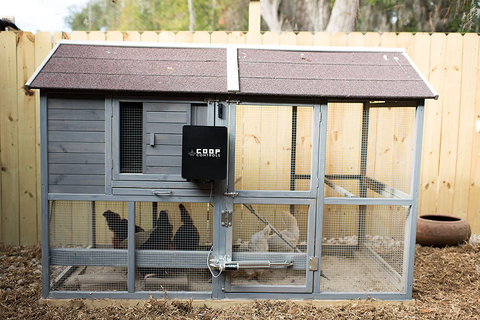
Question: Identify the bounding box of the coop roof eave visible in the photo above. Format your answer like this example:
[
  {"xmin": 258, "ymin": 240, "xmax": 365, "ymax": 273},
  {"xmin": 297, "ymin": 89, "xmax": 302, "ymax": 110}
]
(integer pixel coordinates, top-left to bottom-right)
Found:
[{"xmin": 26, "ymin": 40, "xmax": 438, "ymax": 101}]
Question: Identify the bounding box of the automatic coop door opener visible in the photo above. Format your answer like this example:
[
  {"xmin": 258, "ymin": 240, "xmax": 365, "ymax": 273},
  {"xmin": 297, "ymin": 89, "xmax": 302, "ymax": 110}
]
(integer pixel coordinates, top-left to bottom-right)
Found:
[{"xmin": 182, "ymin": 126, "xmax": 228, "ymax": 181}]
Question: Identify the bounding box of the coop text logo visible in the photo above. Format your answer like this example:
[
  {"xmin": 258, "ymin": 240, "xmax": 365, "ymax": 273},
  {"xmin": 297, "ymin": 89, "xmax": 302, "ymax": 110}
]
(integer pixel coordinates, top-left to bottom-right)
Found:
[{"xmin": 188, "ymin": 148, "xmax": 221, "ymax": 158}]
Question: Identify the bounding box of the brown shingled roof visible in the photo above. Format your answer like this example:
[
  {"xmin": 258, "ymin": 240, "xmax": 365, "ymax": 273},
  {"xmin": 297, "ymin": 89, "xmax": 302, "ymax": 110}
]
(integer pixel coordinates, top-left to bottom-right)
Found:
[{"xmin": 27, "ymin": 41, "xmax": 438, "ymax": 100}]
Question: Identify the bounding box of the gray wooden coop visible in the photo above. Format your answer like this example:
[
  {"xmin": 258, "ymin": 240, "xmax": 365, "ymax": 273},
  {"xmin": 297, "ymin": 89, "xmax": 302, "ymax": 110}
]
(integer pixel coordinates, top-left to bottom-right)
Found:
[{"xmin": 26, "ymin": 40, "xmax": 437, "ymax": 300}]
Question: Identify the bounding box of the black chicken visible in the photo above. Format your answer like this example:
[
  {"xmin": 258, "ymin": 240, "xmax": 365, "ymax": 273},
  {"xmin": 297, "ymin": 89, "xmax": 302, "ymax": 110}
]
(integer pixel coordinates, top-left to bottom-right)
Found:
[
  {"xmin": 139, "ymin": 210, "xmax": 174, "ymax": 250},
  {"xmin": 173, "ymin": 204, "xmax": 200, "ymax": 251},
  {"xmin": 138, "ymin": 210, "xmax": 175, "ymax": 278},
  {"xmin": 102, "ymin": 210, "xmax": 144, "ymax": 249}
]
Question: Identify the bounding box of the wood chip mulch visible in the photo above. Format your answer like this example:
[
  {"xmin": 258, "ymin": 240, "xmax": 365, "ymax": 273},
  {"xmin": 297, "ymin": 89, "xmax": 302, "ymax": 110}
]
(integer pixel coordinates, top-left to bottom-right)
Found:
[{"xmin": 1, "ymin": 243, "xmax": 479, "ymax": 319}]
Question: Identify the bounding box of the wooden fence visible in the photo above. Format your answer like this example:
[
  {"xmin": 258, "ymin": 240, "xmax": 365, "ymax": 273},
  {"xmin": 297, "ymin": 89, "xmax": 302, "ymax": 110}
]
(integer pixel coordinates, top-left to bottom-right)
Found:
[{"xmin": 0, "ymin": 30, "xmax": 479, "ymax": 245}]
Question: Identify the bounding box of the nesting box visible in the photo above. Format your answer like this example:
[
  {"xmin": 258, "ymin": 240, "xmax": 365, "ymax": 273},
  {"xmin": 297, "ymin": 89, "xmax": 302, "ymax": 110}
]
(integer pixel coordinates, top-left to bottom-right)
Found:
[{"xmin": 27, "ymin": 41, "xmax": 437, "ymax": 301}]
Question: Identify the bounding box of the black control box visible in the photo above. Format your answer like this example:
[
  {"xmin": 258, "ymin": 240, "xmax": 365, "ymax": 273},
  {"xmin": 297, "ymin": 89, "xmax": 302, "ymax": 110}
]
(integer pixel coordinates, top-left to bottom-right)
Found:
[{"xmin": 182, "ymin": 126, "xmax": 228, "ymax": 181}]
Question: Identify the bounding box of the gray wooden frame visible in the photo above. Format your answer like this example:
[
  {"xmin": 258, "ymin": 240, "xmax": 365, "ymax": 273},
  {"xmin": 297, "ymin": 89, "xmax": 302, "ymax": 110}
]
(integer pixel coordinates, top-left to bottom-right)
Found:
[
  {"xmin": 41, "ymin": 91, "xmax": 423, "ymax": 300},
  {"xmin": 225, "ymin": 197, "xmax": 316, "ymax": 293}
]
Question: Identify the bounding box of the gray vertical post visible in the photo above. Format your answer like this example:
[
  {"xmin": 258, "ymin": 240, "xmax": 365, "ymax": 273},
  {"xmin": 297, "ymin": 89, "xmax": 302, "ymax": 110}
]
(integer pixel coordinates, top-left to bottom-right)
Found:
[
  {"xmin": 88, "ymin": 201, "xmax": 97, "ymax": 248},
  {"xmin": 211, "ymin": 101, "xmax": 229, "ymax": 298},
  {"xmin": 358, "ymin": 103, "xmax": 370, "ymax": 247},
  {"xmin": 128, "ymin": 201, "xmax": 136, "ymax": 293},
  {"xmin": 40, "ymin": 92, "xmax": 50, "ymax": 299},
  {"xmin": 104, "ymin": 95, "xmax": 113, "ymax": 195},
  {"xmin": 314, "ymin": 101, "xmax": 328, "ymax": 293},
  {"xmin": 403, "ymin": 102, "xmax": 425, "ymax": 299}
]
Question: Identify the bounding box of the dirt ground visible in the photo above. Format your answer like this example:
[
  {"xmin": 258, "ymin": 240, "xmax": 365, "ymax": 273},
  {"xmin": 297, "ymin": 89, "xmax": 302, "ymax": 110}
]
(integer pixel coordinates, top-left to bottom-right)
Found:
[{"xmin": 1, "ymin": 242, "xmax": 479, "ymax": 319}]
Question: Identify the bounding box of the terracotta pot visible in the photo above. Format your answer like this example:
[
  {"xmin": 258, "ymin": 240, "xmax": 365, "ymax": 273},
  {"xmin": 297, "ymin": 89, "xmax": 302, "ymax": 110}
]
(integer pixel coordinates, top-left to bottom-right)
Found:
[{"xmin": 416, "ymin": 214, "xmax": 471, "ymax": 247}]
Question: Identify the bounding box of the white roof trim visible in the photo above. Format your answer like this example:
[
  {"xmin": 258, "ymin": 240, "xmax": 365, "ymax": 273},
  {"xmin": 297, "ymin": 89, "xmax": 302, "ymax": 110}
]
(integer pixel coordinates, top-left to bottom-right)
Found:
[
  {"xmin": 402, "ymin": 52, "xmax": 439, "ymax": 100},
  {"xmin": 25, "ymin": 41, "xmax": 62, "ymax": 89},
  {"xmin": 49, "ymin": 39, "xmax": 407, "ymax": 53},
  {"xmin": 227, "ymin": 46, "xmax": 239, "ymax": 92}
]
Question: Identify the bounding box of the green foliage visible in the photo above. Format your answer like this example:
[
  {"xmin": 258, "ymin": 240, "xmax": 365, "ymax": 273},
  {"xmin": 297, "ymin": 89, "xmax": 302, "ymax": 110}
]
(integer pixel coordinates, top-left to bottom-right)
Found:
[{"xmin": 66, "ymin": 0, "xmax": 249, "ymax": 32}]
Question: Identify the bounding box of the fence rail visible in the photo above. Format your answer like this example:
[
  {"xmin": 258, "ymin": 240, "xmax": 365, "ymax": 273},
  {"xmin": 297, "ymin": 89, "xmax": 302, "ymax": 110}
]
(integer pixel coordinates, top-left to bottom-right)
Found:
[{"xmin": 0, "ymin": 30, "xmax": 479, "ymax": 245}]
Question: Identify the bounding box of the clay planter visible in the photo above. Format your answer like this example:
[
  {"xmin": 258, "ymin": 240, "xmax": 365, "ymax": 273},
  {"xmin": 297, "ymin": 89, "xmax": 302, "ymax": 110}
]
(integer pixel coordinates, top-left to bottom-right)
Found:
[{"xmin": 416, "ymin": 214, "xmax": 471, "ymax": 247}]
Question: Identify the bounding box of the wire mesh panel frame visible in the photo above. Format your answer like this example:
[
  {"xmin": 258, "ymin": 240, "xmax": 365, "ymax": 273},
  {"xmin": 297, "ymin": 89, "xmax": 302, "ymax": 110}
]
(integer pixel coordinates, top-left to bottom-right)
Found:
[
  {"xmin": 225, "ymin": 198, "xmax": 316, "ymax": 293},
  {"xmin": 46, "ymin": 199, "xmax": 214, "ymax": 297},
  {"xmin": 41, "ymin": 97, "xmax": 425, "ymax": 300}
]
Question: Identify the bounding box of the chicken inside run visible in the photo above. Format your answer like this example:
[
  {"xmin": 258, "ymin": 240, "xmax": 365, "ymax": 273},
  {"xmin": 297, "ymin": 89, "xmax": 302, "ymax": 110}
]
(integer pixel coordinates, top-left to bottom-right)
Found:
[{"xmin": 49, "ymin": 200, "xmax": 404, "ymax": 292}]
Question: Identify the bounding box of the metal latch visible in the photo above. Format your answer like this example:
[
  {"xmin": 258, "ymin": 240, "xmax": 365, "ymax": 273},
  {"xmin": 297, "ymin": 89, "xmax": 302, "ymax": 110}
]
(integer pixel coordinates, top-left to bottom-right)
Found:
[
  {"xmin": 209, "ymin": 254, "xmax": 293, "ymax": 271},
  {"xmin": 152, "ymin": 190, "xmax": 173, "ymax": 196},
  {"xmin": 308, "ymin": 256, "xmax": 318, "ymax": 271},
  {"xmin": 221, "ymin": 210, "xmax": 233, "ymax": 227},
  {"xmin": 224, "ymin": 192, "xmax": 239, "ymax": 198}
]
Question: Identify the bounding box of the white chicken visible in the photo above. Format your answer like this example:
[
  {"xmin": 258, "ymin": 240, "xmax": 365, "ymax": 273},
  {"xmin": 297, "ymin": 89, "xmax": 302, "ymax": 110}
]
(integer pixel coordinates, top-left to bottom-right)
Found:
[
  {"xmin": 237, "ymin": 225, "xmax": 271, "ymax": 280},
  {"xmin": 267, "ymin": 211, "xmax": 299, "ymax": 252},
  {"xmin": 248, "ymin": 225, "xmax": 271, "ymax": 252}
]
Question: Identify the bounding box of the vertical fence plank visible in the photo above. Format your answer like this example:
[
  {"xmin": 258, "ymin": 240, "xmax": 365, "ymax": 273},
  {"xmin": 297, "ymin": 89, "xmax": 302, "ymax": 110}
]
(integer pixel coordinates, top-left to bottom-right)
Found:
[
  {"xmin": 468, "ymin": 36, "xmax": 480, "ymax": 234},
  {"xmin": 141, "ymin": 31, "xmax": 159, "ymax": 42},
  {"xmin": 53, "ymin": 32, "xmax": 69, "ymax": 44},
  {"xmin": 262, "ymin": 32, "xmax": 280, "ymax": 45},
  {"xmin": 158, "ymin": 31, "xmax": 176, "ymax": 42},
  {"xmin": 211, "ymin": 31, "xmax": 228, "ymax": 43},
  {"xmin": 437, "ymin": 33, "xmax": 463, "ymax": 215},
  {"xmin": 347, "ymin": 32, "xmax": 364, "ymax": 47},
  {"xmin": 34, "ymin": 32, "xmax": 52, "ymax": 243},
  {"xmin": 124, "ymin": 31, "xmax": 140, "ymax": 41},
  {"xmin": 192, "ymin": 31, "xmax": 210, "ymax": 43},
  {"xmin": 70, "ymin": 31, "xmax": 88, "ymax": 40},
  {"xmin": 452, "ymin": 34, "xmax": 479, "ymax": 219},
  {"xmin": 106, "ymin": 31, "xmax": 123, "ymax": 41},
  {"xmin": 176, "ymin": 31, "xmax": 193, "ymax": 43},
  {"xmin": 17, "ymin": 32, "xmax": 38, "ymax": 245},
  {"xmin": 330, "ymin": 32, "xmax": 348, "ymax": 46},
  {"xmin": 0, "ymin": 32, "xmax": 20, "ymax": 245},
  {"xmin": 279, "ymin": 32, "xmax": 296, "ymax": 45},
  {"xmin": 88, "ymin": 31, "xmax": 105, "ymax": 41},
  {"xmin": 228, "ymin": 32, "xmax": 246, "ymax": 44},
  {"xmin": 419, "ymin": 33, "xmax": 445, "ymax": 215},
  {"xmin": 296, "ymin": 32, "xmax": 314, "ymax": 46},
  {"xmin": 246, "ymin": 31, "xmax": 262, "ymax": 44},
  {"xmin": 313, "ymin": 32, "xmax": 330, "ymax": 46}
]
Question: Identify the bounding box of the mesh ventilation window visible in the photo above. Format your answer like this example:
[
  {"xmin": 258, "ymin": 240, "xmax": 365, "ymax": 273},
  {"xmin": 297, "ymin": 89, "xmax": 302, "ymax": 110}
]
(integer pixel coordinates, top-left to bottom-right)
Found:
[
  {"xmin": 234, "ymin": 105, "xmax": 313, "ymax": 191},
  {"xmin": 120, "ymin": 103, "xmax": 143, "ymax": 173}
]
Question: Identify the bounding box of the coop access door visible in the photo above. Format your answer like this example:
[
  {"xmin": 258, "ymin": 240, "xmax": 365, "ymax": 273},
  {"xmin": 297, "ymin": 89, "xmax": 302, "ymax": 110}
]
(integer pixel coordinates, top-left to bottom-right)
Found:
[{"xmin": 224, "ymin": 104, "xmax": 318, "ymax": 293}]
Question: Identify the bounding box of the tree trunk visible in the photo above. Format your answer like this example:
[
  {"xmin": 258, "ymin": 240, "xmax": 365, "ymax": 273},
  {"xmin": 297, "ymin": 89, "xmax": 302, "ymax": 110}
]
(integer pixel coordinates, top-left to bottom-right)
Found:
[
  {"xmin": 261, "ymin": 0, "xmax": 286, "ymax": 33},
  {"xmin": 188, "ymin": 0, "xmax": 195, "ymax": 32},
  {"xmin": 326, "ymin": 0, "xmax": 359, "ymax": 33}
]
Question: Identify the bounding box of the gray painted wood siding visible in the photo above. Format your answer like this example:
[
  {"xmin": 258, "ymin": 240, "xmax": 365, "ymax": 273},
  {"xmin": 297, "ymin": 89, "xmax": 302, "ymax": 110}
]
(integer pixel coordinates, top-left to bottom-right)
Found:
[
  {"xmin": 144, "ymin": 103, "xmax": 190, "ymax": 174},
  {"xmin": 48, "ymin": 97, "xmax": 105, "ymax": 194}
]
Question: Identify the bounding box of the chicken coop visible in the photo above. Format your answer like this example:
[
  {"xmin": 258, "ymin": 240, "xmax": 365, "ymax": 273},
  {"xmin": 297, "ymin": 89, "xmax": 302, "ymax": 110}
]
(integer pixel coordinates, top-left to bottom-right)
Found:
[{"xmin": 26, "ymin": 40, "xmax": 437, "ymax": 300}]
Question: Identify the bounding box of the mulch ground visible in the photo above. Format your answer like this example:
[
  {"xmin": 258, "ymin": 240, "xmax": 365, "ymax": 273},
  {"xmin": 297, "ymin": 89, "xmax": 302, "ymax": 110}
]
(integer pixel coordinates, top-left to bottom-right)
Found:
[{"xmin": 1, "ymin": 243, "xmax": 479, "ymax": 319}]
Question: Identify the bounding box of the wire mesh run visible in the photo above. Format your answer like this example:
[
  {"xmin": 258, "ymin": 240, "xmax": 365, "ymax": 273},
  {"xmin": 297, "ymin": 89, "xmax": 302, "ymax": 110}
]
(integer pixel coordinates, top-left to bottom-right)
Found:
[
  {"xmin": 321, "ymin": 205, "xmax": 407, "ymax": 293},
  {"xmin": 135, "ymin": 202, "xmax": 212, "ymax": 292},
  {"xmin": 234, "ymin": 105, "xmax": 313, "ymax": 191},
  {"xmin": 120, "ymin": 102, "xmax": 143, "ymax": 173},
  {"xmin": 231, "ymin": 203, "xmax": 309, "ymax": 286},
  {"xmin": 325, "ymin": 103, "xmax": 415, "ymax": 198},
  {"xmin": 49, "ymin": 200, "xmax": 129, "ymax": 291},
  {"xmin": 49, "ymin": 200, "xmax": 212, "ymax": 293}
]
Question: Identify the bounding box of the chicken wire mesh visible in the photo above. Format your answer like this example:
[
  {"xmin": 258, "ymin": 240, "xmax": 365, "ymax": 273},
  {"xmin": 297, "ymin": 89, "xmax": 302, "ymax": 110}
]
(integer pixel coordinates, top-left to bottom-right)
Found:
[
  {"xmin": 234, "ymin": 105, "xmax": 313, "ymax": 191},
  {"xmin": 231, "ymin": 203, "xmax": 309, "ymax": 286},
  {"xmin": 325, "ymin": 103, "xmax": 415, "ymax": 198},
  {"xmin": 49, "ymin": 200, "xmax": 213, "ymax": 292},
  {"xmin": 49, "ymin": 200, "xmax": 129, "ymax": 291},
  {"xmin": 120, "ymin": 102, "xmax": 143, "ymax": 174},
  {"xmin": 320, "ymin": 205, "xmax": 407, "ymax": 293},
  {"xmin": 135, "ymin": 202, "xmax": 212, "ymax": 292}
]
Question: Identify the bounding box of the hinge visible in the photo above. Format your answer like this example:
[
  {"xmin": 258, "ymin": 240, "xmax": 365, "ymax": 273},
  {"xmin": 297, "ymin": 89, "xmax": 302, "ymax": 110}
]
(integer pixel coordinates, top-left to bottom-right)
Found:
[
  {"xmin": 224, "ymin": 192, "xmax": 239, "ymax": 198},
  {"xmin": 221, "ymin": 210, "xmax": 233, "ymax": 227},
  {"xmin": 308, "ymin": 256, "xmax": 318, "ymax": 271}
]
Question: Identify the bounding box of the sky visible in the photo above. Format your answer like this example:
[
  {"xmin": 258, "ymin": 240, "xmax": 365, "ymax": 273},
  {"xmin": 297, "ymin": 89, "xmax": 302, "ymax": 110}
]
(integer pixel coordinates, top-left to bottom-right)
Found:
[{"xmin": 1, "ymin": 0, "xmax": 91, "ymax": 34}]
